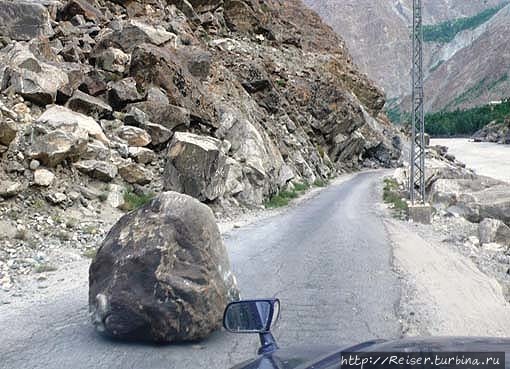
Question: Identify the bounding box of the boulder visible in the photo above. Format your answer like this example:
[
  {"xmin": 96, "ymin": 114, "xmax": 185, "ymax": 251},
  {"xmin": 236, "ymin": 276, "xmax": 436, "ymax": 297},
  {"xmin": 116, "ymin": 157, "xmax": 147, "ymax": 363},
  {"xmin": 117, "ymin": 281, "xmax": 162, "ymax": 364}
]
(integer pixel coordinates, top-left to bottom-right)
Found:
[
  {"xmin": 116, "ymin": 126, "xmax": 151, "ymax": 147},
  {"xmin": 60, "ymin": 0, "xmax": 105, "ymax": 23},
  {"xmin": 0, "ymin": 180, "xmax": 22, "ymax": 198},
  {"xmin": 128, "ymin": 147, "xmax": 156, "ymax": 164},
  {"xmin": 479, "ymin": 218, "xmax": 510, "ymax": 246},
  {"xmin": 163, "ymin": 132, "xmax": 228, "ymax": 201},
  {"xmin": 96, "ymin": 47, "xmax": 130, "ymax": 74},
  {"xmin": 27, "ymin": 130, "xmax": 87, "ymax": 167},
  {"xmin": 33, "ymin": 169, "xmax": 55, "ymax": 187},
  {"xmin": 0, "ymin": 1, "xmax": 54, "ymax": 41},
  {"xmin": 108, "ymin": 77, "xmax": 144, "ymax": 109},
  {"xmin": 74, "ymin": 160, "xmax": 118, "ymax": 182},
  {"xmin": 35, "ymin": 105, "xmax": 109, "ymax": 144},
  {"xmin": 106, "ymin": 184, "xmax": 125, "ymax": 209},
  {"xmin": 142, "ymin": 122, "xmax": 173, "ymax": 146},
  {"xmin": 89, "ymin": 191, "xmax": 239, "ymax": 342},
  {"xmin": 0, "ymin": 43, "xmax": 68, "ymax": 105},
  {"xmin": 0, "ymin": 120, "xmax": 17, "ymax": 146},
  {"xmin": 130, "ymin": 102, "xmax": 190, "ymax": 130},
  {"xmin": 118, "ymin": 162, "xmax": 152, "ymax": 185},
  {"xmin": 66, "ymin": 90, "xmax": 113, "ymax": 119}
]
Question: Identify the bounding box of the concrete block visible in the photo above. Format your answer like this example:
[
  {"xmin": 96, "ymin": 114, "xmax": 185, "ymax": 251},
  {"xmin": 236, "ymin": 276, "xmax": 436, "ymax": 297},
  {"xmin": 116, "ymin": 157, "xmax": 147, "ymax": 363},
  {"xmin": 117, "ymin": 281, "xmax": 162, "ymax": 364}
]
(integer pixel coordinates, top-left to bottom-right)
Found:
[{"xmin": 408, "ymin": 204, "xmax": 433, "ymax": 224}]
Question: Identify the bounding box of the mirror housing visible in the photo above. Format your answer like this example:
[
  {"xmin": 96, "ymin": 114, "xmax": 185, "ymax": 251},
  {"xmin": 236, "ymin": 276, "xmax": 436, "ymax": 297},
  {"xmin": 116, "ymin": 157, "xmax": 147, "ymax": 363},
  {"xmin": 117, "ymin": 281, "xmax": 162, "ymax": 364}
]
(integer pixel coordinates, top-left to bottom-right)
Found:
[{"xmin": 223, "ymin": 299, "xmax": 280, "ymax": 354}]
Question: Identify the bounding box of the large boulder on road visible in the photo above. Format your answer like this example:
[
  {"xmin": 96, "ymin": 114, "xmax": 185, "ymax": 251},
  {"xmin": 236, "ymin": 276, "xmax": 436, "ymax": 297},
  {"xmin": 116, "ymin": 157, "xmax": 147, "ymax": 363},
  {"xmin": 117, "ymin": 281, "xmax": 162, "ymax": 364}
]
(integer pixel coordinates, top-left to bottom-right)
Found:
[{"xmin": 89, "ymin": 191, "xmax": 239, "ymax": 342}]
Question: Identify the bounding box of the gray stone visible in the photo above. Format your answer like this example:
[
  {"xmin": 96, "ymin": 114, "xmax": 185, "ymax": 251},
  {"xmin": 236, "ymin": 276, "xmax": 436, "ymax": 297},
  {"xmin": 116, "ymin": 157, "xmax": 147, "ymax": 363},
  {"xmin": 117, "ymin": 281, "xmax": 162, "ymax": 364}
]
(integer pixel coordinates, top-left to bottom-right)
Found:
[
  {"xmin": 130, "ymin": 102, "xmax": 190, "ymax": 130},
  {"xmin": 66, "ymin": 90, "xmax": 113, "ymax": 119},
  {"xmin": 89, "ymin": 191, "xmax": 238, "ymax": 342},
  {"xmin": 108, "ymin": 78, "xmax": 144, "ymax": 109},
  {"xmin": 36, "ymin": 105, "xmax": 108, "ymax": 144},
  {"xmin": 46, "ymin": 192, "xmax": 67, "ymax": 205},
  {"xmin": 74, "ymin": 160, "xmax": 118, "ymax": 182},
  {"xmin": 27, "ymin": 130, "xmax": 87, "ymax": 167},
  {"xmin": 163, "ymin": 132, "xmax": 228, "ymax": 201},
  {"xmin": 408, "ymin": 204, "xmax": 433, "ymax": 224},
  {"xmin": 96, "ymin": 47, "xmax": 130, "ymax": 74},
  {"xmin": 142, "ymin": 122, "xmax": 173, "ymax": 146},
  {"xmin": 118, "ymin": 162, "xmax": 152, "ymax": 185},
  {"xmin": 128, "ymin": 147, "xmax": 156, "ymax": 164},
  {"xmin": 0, "ymin": 180, "xmax": 22, "ymax": 198},
  {"xmin": 33, "ymin": 169, "xmax": 55, "ymax": 187},
  {"xmin": 0, "ymin": 120, "xmax": 17, "ymax": 146},
  {"xmin": 116, "ymin": 126, "xmax": 151, "ymax": 147},
  {"xmin": 29, "ymin": 160, "xmax": 40, "ymax": 171},
  {"xmin": 478, "ymin": 218, "xmax": 510, "ymax": 246},
  {"xmin": 0, "ymin": 1, "xmax": 54, "ymax": 41}
]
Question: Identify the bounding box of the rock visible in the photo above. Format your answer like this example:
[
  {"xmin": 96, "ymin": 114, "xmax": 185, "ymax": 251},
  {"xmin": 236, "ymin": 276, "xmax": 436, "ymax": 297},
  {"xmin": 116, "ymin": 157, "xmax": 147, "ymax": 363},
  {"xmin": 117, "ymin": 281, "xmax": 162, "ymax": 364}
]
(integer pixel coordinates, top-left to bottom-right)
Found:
[
  {"xmin": 479, "ymin": 218, "xmax": 510, "ymax": 246},
  {"xmin": 163, "ymin": 132, "xmax": 228, "ymax": 201},
  {"xmin": 33, "ymin": 169, "xmax": 55, "ymax": 187},
  {"xmin": 0, "ymin": 120, "xmax": 17, "ymax": 146},
  {"xmin": 61, "ymin": 0, "xmax": 104, "ymax": 23},
  {"xmin": 146, "ymin": 87, "xmax": 169, "ymax": 104},
  {"xmin": 0, "ymin": 43, "xmax": 68, "ymax": 105},
  {"xmin": 29, "ymin": 160, "xmax": 41, "ymax": 171},
  {"xmin": 106, "ymin": 184, "xmax": 125, "ymax": 209},
  {"xmin": 99, "ymin": 19, "xmax": 175, "ymax": 53},
  {"xmin": 0, "ymin": 1, "xmax": 54, "ymax": 41},
  {"xmin": 108, "ymin": 77, "xmax": 144, "ymax": 109},
  {"xmin": 130, "ymin": 102, "xmax": 190, "ymax": 130},
  {"xmin": 0, "ymin": 180, "xmax": 21, "ymax": 198},
  {"xmin": 66, "ymin": 90, "xmax": 113, "ymax": 119},
  {"xmin": 96, "ymin": 47, "xmax": 130, "ymax": 74},
  {"xmin": 118, "ymin": 163, "xmax": 152, "ymax": 185},
  {"xmin": 128, "ymin": 147, "xmax": 156, "ymax": 164},
  {"xmin": 142, "ymin": 122, "xmax": 173, "ymax": 146},
  {"xmin": 27, "ymin": 130, "xmax": 87, "ymax": 167},
  {"xmin": 116, "ymin": 126, "xmax": 151, "ymax": 147},
  {"xmin": 89, "ymin": 191, "xmax": 238, "ymax": 342},
  {"xmin": 74, "ymin": 160, "xmax": 118, "ymax": 182},
  {"xmin": 46, "ymin": 192, "xmax": 67, "ymax": 205},
  {"xmin": 35, "ymin": 105, "xmax": 109, "ymax": 144}
]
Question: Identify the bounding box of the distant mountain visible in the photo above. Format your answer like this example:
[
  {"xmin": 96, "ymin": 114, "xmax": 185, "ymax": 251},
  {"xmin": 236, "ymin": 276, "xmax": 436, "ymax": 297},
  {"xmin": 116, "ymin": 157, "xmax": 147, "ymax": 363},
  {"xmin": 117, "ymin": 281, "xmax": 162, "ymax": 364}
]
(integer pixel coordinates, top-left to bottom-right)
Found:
[{"xmin": 303, "ymin": 0, "xmax": 510, "ymax": 114}]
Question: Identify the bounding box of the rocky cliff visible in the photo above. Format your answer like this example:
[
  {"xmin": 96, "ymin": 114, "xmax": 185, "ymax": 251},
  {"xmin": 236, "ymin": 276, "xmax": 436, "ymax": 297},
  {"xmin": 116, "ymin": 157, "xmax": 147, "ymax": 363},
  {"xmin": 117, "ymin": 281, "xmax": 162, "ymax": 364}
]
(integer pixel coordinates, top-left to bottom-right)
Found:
[
  {"xmin": 304, "ymin": 0, "xmax": 510, "ymax": 113},
  {"xmin": 0, "ymin": 0, "xmax": 402, "ymax": 211}
]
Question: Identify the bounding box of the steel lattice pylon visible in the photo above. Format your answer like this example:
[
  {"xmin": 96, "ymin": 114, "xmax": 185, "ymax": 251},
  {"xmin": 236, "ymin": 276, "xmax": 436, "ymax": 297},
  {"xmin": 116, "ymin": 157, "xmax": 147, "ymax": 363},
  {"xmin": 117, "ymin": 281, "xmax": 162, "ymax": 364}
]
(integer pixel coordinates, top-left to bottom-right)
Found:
[{"xmin": 409, "ymin": 0, "xmax": 426, "ymax": 204}]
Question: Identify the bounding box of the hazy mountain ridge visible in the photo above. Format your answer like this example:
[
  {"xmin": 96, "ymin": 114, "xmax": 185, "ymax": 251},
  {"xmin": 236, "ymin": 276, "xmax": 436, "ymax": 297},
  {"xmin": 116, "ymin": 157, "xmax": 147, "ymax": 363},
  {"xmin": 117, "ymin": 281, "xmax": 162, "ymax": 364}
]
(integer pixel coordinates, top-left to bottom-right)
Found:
[{"xmin": 304, "ymin": 0, "xmax": 510, "ymax": 113}]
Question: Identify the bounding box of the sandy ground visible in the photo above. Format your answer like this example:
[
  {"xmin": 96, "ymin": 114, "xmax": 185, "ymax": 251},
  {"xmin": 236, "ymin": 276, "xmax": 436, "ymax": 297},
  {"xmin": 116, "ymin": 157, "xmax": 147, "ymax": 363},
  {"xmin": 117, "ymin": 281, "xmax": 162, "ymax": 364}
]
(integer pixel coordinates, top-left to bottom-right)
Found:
[
  {"xmin": 432, "ymin": 138, "xmax": 510, "ymax": 182},
  {"xmin": 387, "ymin": 219, "xmax": 510, "ymax": 337}
]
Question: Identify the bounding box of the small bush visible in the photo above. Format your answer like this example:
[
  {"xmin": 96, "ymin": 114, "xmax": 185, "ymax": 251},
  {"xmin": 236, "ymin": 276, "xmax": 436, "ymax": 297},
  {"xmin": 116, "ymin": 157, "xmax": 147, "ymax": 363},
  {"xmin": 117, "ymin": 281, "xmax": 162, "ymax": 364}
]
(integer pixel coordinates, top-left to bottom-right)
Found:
[
  {"xmin": 313, "ymin": 179, "xmax": 328, "ymax": 187},
  {"xmin": 82, "ymin": 248, "xmax": 97, "ymax": 259},
  {"xmin": 293, "ymin": 182, "xmax": 310, "ymax": 192},
  {"xmin": 264, "ymin": 190, "xmax": 299, "ymax": 209},
  {"xmin": 383, "ymin": 178, "xmax": 408, "ymax": 218},
  {"xmin": 122, "ymin": 190, "xmax": 155, "ymax": 212}
]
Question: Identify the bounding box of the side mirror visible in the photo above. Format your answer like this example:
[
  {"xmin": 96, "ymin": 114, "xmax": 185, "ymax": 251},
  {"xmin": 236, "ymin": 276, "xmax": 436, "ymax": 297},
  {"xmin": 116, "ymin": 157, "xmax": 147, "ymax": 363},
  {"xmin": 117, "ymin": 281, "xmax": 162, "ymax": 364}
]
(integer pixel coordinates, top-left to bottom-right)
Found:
[{"xmin": 223, "ymin": 299, "xmax": 281, "ymax": 354}]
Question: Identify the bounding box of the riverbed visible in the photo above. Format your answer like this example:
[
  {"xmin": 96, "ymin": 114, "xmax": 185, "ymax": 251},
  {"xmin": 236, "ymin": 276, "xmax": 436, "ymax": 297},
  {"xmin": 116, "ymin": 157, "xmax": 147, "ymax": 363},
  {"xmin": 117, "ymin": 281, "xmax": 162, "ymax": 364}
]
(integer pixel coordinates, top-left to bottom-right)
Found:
[{"xmin": 431, "ymin": 138, "xmax": 510, "ymax": 183}]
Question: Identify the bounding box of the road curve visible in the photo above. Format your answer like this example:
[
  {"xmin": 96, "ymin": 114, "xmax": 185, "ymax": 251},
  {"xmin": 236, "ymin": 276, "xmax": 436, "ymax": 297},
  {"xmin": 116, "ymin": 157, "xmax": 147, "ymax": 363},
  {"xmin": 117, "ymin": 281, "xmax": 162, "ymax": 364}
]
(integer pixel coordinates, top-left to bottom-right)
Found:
[{"xmin": 0, "ymin": 171, "xmax": 401, "ymax": 369}]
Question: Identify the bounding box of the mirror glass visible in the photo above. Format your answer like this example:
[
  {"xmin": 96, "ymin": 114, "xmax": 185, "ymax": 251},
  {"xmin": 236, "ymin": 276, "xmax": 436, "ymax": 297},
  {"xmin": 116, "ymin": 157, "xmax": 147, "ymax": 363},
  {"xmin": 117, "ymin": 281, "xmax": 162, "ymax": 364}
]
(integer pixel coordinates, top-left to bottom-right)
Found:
[{"xmin": 224, "ymin": 301, "xmax": 272, "ymax": 333}]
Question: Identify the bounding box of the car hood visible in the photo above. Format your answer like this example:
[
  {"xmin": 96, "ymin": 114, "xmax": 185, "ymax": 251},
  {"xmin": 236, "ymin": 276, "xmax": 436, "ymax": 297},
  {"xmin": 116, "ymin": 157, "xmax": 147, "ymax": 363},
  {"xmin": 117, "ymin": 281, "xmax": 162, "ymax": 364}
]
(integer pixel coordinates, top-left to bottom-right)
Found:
[{"xmin": 230, "ymin": 337, "xmax": 510, "ymax": 369}]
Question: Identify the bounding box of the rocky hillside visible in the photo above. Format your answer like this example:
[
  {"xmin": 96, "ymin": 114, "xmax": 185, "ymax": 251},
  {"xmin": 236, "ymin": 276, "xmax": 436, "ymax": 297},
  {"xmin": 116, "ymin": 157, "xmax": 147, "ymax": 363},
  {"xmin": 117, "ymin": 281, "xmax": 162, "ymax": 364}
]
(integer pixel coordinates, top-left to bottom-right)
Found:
[
  {"xmin": 304, "ymin": 0, "xmax": 510, "ymax": 113},
  {"xmin": 473, "ymin": 116, "xmax": 510, "ymax": 144},
  {"xmin": 0, "ymin": 0, "xmax": 402, "ymax": 289}
]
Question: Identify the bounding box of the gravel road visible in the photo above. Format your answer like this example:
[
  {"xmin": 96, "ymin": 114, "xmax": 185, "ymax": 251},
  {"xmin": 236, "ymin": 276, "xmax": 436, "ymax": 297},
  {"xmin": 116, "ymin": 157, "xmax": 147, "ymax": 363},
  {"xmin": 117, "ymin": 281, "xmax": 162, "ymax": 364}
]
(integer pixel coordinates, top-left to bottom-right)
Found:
[{"xmin": 0, "ymin": 171, "xmax": 401, "ymax": 369}]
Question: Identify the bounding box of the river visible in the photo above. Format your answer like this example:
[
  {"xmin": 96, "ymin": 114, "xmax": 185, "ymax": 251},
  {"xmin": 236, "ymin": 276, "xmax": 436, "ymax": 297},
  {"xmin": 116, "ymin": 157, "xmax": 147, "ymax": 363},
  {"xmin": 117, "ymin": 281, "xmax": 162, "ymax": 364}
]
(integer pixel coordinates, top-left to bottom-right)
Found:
[{"xmin": 431, "ymin": 138, "xmax": 510, "ymax": 183}]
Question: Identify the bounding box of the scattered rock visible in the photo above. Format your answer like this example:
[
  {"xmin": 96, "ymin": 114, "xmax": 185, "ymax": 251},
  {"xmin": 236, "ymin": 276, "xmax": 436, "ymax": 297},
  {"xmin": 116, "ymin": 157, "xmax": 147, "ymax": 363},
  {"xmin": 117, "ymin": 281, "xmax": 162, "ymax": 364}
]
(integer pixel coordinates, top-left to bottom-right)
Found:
[
  {"xmin": 27, "ymin": 130, "xmax": 87, "ymax": 167},
  {"xmin": 45, "ymin": 192, "xmax": 67, "ymax": 205},
  {"xmin": 128, "ymin": 147, "xmax": 156, "ymax": 164},
  {"xmin": 33, "ymin": 169, "xmax": 55, "ymax": 187},
  {"xmin": 106, "ymin": 184, "xmax": 125, "ymax": 209},
  {"xmin": 35, "ymin": 105, "xmax": 108, "ymax": 144},
  {"xmin": 116, "ymin": 126, "xmax": 151, "ymax": 147},
  {"xmin": 96, "ymin": 47, "xmax": 130, "ymax": 74},
  {"xmin": 163, "ymin": 132, "xmax": 228, "ymax": 201},
  {"xmin": 479, "ymin": 218, "xmax": 510, "ymax": 246},
  {"xmin": 0, "ymin": 180, "xmax": 21, "ymax": 198},
  {"xmin": 66, "ymin": 90, "xmax": 113, "ymax": 119},
  {"xmin": 89, "ymin": 191, "xmax": 239, "ymax": 342},
  {"xmin": 118, "ymin": 162, "xmax": 152, "ymax": 185},
  {"xmin": 0, "ymin": 120, "xmax": 17, "ymax": 146},
  {"xmin": 108, "ymin": 78, "xmax": 144, "ymax": 109},
  {"xmin": 142, "ymin": 122, "xmax": 173, "ymax": 146},
  {"xmin": 29, "ymin": 160, "xmax": 41, "ymax": 171},
  {"xmin": 0, "ymin": 1, "xmax": 54, "ymax": 41},
  {"xmin": 74, "ymin": 160, "xmax": 118, "ymax": 182}
]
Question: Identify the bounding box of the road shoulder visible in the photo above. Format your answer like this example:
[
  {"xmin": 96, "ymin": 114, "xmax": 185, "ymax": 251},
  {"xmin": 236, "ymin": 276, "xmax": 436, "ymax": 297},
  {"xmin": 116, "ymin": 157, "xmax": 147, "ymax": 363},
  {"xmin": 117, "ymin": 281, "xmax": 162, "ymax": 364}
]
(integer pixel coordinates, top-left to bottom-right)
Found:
[{"xmin": 386, "ymin": 219, "xmax": 510, "ymax": 337}]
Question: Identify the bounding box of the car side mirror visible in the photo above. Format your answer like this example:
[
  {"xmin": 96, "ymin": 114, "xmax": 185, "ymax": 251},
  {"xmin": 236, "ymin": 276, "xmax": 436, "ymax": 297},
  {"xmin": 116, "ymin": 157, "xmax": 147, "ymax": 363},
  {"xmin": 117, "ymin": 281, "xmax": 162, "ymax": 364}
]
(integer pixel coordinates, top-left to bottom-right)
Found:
[{"xmin": 223, "ymin": 299, "xmax": 280, "ymax": 354}]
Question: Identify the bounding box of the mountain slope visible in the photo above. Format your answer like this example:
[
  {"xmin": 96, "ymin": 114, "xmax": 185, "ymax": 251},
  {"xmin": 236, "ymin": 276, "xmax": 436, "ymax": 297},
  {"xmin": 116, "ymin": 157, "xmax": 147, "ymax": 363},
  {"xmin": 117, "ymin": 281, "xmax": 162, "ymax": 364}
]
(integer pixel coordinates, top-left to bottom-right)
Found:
[{"xmin": 304, "ymin": 0, "xmax": 510, "ymax": 113}]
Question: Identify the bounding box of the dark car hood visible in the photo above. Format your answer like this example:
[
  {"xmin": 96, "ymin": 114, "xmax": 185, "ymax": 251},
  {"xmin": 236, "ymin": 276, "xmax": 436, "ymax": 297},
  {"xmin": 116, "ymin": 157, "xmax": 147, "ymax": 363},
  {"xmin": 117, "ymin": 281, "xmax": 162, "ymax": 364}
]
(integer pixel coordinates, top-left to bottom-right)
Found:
[{"xmin": 230, "ymin": 337, "xmax": 510, "ymax": 369}]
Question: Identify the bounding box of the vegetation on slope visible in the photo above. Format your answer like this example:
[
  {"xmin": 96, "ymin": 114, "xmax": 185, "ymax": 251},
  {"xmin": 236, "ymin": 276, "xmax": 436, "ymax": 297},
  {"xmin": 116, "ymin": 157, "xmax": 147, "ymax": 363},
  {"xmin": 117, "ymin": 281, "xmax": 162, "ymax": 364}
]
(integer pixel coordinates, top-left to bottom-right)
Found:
[
  {"xmin": 423, "ymin": 3, "xmax": 507, "ymax": 43},
  {"xmin": 425, "ymin": 99, "xmax": 510, "ymax": 136}
]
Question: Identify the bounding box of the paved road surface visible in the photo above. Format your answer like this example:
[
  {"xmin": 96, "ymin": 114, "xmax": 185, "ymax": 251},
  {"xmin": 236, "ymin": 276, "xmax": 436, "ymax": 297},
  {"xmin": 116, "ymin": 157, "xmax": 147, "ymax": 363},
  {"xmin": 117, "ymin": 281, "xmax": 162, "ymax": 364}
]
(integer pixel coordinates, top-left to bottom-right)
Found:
[{"xmin": 0, "ymin": 171, "xmax": 401, "ymax": 369}]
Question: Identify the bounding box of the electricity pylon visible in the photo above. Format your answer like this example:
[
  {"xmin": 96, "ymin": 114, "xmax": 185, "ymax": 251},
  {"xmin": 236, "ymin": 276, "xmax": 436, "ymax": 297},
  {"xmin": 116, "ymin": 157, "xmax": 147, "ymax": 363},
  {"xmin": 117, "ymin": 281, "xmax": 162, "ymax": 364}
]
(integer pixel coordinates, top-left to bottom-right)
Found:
[{"xmin": 409, "ymin": 0, "xmax": 426, "ymax": 204}]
